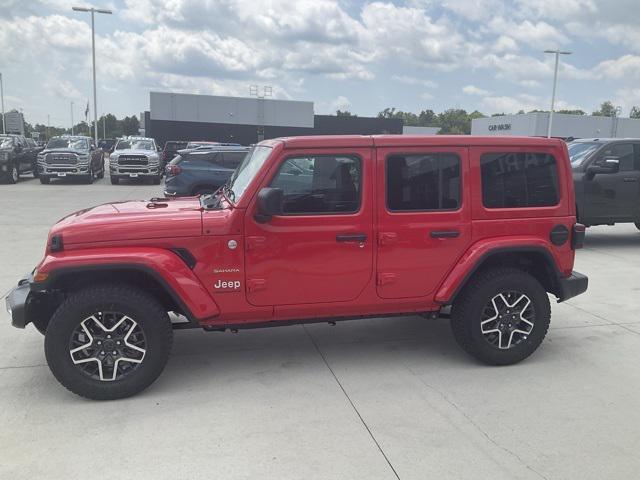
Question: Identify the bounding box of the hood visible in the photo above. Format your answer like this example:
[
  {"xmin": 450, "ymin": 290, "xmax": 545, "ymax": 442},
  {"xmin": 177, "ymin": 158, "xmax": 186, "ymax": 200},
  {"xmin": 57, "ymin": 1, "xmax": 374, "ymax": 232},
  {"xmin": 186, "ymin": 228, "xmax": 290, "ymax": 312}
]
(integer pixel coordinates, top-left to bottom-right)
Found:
[
  {"xmin": 49, "ymin": 198, "xmax": 204, "ymax": 246},
  {"xmin": 114, "ymin": 149, "xmax": 157, "ymax": 157},
  {"xmin": 41, "ymin": 147, "xmax": 88, "ymax": 155}
]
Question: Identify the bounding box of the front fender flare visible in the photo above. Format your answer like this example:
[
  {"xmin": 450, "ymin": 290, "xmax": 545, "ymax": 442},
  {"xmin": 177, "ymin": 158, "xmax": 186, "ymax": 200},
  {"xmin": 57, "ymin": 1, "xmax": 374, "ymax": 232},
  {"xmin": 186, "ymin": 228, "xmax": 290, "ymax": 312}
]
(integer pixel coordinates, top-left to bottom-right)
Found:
[{"xmin": 34, "ymin": 247, "xmax": 220, "ymax": 321}]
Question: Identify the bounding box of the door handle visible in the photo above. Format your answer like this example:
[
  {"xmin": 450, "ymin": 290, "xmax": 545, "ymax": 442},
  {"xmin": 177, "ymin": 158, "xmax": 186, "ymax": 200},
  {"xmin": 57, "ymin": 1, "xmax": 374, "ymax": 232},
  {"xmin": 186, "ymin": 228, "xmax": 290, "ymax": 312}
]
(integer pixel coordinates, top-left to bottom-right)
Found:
[
  {"xmin": 430, "ymin": 230, "xmax": 460, "ymax": 239},
  {"xmin": 623, "ymin": 177, "xmax": 638, "ymax": 182},
  {"xmin": 336, "ymin": 233, "xmax": 367, "ymax": 243}
]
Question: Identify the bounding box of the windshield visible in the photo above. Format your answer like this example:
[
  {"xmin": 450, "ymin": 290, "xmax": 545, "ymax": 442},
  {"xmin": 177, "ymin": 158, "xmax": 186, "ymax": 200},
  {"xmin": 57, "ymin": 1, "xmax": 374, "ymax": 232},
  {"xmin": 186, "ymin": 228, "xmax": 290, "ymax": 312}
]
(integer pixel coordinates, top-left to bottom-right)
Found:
[
  {"xmin": 116, "ymin": 139, "xmax": 154, "ymax": 150},
  {"xmin": 567, "ymin": 142, "xmax": 601, "ymax": 167},
  {"xmin": 47, "ymin": 137, "xmax": 89, "ymax": 150},
  {"xmin": 0, "ymin": 136, "xmax": 14, "ymax": 148},
  {"xmin": 226, "ymin": 145, "xmax": 273, "ymax": 202}
]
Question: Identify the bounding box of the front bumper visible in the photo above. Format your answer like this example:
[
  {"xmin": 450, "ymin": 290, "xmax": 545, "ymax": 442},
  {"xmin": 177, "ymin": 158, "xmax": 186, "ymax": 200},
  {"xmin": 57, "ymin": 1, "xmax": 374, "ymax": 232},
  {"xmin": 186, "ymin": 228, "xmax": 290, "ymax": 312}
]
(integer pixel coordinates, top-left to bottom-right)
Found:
[
  {"xmin": 5, "ymin": 276, "xmax": 31, "ymax": 328},
  {"xmin": 39, "ymin": 164, "xmax": 90, "ymax": 177},
  {"xmin": 557, "ymin": 271, "xmax": 588, "ymax": 302},
  {"xmin": 110, "ymin": 165, "xmax": 160, "ymax": 177}
]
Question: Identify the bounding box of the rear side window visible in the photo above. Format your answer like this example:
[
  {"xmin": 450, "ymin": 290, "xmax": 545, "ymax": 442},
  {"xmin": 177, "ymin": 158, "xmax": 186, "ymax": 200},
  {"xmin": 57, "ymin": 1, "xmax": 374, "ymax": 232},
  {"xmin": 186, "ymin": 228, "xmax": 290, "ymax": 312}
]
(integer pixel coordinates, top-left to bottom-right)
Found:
[
  {"xmin": 223, "ymin": 151, "xmax": 247, "ymax": 169},
  {"xmin": 481, "ymin": 152, "xmax": 559, "ymax": 208},
  {"xmin": 270, "ymin": 155, "xmax": 361, "ymax": 214},
  {"xmin": 386, "ymin": 153, "xmax": 461, "ymax": 211}
]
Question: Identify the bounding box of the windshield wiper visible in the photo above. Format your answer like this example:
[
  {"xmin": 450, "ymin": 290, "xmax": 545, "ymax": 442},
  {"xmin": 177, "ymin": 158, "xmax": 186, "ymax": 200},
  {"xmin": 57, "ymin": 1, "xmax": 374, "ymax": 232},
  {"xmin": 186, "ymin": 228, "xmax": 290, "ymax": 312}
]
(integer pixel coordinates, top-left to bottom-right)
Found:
[{"xmin": 221, "ymin": 182, "xmax": 236, "ymax": 202}]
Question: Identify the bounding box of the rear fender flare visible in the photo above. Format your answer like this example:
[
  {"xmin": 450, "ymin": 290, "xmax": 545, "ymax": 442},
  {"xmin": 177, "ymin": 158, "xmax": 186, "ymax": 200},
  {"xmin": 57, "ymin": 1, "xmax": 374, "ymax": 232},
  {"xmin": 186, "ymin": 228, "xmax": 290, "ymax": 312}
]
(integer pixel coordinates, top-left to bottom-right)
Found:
[{"xmin": 435, "ymin": 238, "xmax": 562, "ymax": 304}]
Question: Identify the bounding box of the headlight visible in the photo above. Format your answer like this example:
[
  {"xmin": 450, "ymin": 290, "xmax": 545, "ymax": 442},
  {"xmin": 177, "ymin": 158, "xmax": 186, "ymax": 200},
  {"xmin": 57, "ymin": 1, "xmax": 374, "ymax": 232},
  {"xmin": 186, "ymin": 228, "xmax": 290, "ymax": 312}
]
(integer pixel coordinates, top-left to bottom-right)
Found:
[{"xmin": 110, "ymin": 154, "xmax": 119, "ymax": 162}]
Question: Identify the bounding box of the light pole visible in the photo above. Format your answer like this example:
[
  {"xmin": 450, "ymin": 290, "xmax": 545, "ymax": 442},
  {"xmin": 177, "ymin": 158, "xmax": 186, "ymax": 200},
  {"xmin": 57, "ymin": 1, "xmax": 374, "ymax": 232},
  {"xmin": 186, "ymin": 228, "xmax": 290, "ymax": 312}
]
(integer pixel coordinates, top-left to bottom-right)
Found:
[
  {"xmin": 544, "ymin": 49, "xmax": 572, "ymax": 138},
  {"xmin": 71, "ymin": 101, "xmax": 74, "ymax": 135},
  {"xmin": 72, "ymin": 6, "xmax": 112, "ymax": 144},
  {"xmin": 0, "ymin": 72, "xmax": 5, "ymax": 134}
]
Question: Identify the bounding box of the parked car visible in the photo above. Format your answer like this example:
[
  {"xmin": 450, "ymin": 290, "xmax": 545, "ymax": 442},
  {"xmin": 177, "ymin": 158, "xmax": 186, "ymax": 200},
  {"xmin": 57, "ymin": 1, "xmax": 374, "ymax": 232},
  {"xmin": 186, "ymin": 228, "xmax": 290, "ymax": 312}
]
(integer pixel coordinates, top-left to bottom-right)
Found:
[
  {"xmin": 98, "ymin": 138, "xmax": 117, "ymax": 155},
  {"xmin": 0, "ymin": 133, "xmax": 37, "ymax": 183},
  {"xmin": 109, "ymin": 136, "xmax": 161, "ymax": 185},
  {"xmin": 177, "ymin": 141, "xmax": 241, "ymax": 155},
  {"xmin": 161, "ymin": 140, "xmax": 188, "ymax": 169},
  {"xmin": 164, "ymin": 146, "xmax": 250, "ymax": 196},
  {"xmin": 6, "ymin": 135, "xmax": 588, "ymax": 400},
  {"xmin": 37, "ymin": 135, "xmax": 105, "ymax": 184},
  {"xmin": 568, "ymin": 138, "xmax": 640, "ymax": 229}
]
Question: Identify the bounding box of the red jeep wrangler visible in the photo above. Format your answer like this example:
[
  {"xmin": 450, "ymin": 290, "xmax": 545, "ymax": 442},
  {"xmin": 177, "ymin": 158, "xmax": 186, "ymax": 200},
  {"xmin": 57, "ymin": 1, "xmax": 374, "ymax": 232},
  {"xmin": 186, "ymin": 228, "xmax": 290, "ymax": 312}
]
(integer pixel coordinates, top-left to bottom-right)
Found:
[{"xmin": 6, "ymin": 135, "xmax": 588, "ymax": 399}]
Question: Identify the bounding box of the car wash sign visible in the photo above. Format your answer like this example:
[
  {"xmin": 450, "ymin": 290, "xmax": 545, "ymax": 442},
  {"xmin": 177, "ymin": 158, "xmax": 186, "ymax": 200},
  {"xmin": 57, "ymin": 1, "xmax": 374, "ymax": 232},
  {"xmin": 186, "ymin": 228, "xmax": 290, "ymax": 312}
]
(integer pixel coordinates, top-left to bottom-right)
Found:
[{"xmin": 488, "ymin": 123, "xmax": 512, "ymax": 132}]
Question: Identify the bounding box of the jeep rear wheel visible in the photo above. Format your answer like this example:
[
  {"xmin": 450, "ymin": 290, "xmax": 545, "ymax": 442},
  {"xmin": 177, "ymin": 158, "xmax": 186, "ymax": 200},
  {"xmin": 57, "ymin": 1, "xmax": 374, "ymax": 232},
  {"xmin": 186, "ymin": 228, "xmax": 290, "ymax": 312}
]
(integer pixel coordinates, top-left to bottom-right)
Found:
[
  {"xmin": 450, "ymin": 267, "xmax": 550, "ymax": 365},
  {"xmin": 44, "ymin": 285, "xmax": 173, "ymax": 400}
]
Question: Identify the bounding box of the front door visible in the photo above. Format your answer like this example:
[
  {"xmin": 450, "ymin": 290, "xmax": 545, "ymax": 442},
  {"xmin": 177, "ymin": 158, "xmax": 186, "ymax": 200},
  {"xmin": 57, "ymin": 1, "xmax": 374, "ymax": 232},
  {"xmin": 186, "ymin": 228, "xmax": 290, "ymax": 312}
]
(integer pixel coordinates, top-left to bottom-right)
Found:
[
  {"xmin": 376, "ymin": 146, "xmax": 471, "ymax": 299},
  {"xmin": 585, "ymin": 143, "xmax": 640, "ymax": 222},
  {"xmin": 244, "ymin": 148, "xmax": 373, "ymax": 306}
]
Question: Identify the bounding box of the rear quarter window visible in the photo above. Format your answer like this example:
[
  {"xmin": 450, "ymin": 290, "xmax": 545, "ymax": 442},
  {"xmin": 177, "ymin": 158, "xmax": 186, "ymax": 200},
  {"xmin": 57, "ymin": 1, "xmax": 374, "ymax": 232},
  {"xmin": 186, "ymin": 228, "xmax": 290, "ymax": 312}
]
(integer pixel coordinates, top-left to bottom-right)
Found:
[{"xmin": 481, "ymin": 152, "xmax": 559, "ymax": 208}]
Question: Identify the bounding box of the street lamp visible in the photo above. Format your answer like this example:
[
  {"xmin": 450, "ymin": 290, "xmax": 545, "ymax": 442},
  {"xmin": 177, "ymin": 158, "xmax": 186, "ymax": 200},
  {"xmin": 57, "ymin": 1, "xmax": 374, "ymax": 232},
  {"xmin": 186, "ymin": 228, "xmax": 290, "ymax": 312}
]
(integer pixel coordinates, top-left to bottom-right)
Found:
[
  {"xmin": 71, "ymin": 101, "xmax": 74, "ymax": 135},
  {"xmin": 544, "ymin": 49, "xmax": 572, "ymax": 138},
  {"xmin": 0, "ymin": 72, "xmax": 5, "ymax": 134},
  {"xmin": 72, "ymin": 5, "xmax": 112, "ymax": 144}
]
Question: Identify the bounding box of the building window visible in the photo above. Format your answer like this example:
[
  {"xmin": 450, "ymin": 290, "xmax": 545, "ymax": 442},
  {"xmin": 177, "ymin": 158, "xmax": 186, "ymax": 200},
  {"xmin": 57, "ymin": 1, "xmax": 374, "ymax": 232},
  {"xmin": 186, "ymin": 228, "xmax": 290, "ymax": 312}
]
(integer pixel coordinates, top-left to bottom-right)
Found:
[
  {"xmin": 270, "ymin": 155, "xmax": 361, "ymax": 214},
  {"xmin": 481, "ymin": 152, "xmax": 559, "ymax": 208},
  {"xmin": 386, "ymin": 153, "xmax": 461, "ymax": 211}
]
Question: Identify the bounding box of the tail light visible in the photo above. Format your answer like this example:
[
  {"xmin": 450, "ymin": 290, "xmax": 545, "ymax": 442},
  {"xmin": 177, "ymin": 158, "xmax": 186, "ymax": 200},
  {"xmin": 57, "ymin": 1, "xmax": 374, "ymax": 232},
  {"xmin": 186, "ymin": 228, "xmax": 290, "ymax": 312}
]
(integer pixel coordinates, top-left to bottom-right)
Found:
[
  {"xmin": 571, "ymin": 223, "xmax": 586, "ymax": 249},
  {"xmin": 167, "ymin": 165, "xmax": 181, "ymax": 176}
]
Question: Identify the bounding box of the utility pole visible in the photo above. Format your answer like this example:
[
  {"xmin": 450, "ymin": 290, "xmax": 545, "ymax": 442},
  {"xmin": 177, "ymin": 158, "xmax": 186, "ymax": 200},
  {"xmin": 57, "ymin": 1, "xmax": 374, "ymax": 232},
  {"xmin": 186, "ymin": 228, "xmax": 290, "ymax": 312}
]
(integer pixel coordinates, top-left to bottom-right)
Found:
[
  {"xmin": 544, "ymin": 49, "xmax": 572, "ymax": 138},
  {"xmin": 72, "ymin": 6, "xmax": 112, "ymax": 144},
  {"xmin": 71, "ymin": 101, "xmax": 74, "ymax": 135},
  {"xmin": 0, "ymin": 72, "xmax": 5, "ymax": 134},
  {"xmin": 250, "ymin": 85, "xmax": 272, "ymax": 142},
  {"xmin": 47, "ymin": 114, "xmax": 50, "ymax": 140}
]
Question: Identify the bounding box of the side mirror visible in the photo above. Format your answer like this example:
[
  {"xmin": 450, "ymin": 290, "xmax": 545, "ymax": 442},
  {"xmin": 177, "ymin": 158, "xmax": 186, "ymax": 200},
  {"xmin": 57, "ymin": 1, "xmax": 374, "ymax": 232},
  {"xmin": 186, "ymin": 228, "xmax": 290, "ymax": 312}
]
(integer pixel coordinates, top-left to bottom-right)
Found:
[
  {"xmin": 254, "ymin": 187, "xmax": 283, "ymax": 223},
  {"xmin": 586, "ymin": 157, "xmax": 619, "ymax": 178}
]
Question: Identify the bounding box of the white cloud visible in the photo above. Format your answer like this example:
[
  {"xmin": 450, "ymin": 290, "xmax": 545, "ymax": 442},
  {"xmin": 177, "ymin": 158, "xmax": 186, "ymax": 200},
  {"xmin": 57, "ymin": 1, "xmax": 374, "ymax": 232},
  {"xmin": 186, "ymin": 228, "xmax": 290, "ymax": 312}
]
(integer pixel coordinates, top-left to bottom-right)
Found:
[
  {"xmin": 420, "ymin": 92, "xmax": 434, "ymax": 100},
  {"xmin": 463, "ymin": 85, "xmax": 490, "ymax": 96},
  {"xmin": 392, "ymin": 75, "xmax": 438, "ymax": 88},
  {"xmin": 594, "ymin": 55, "xmax": 640, "ymax": 79}
]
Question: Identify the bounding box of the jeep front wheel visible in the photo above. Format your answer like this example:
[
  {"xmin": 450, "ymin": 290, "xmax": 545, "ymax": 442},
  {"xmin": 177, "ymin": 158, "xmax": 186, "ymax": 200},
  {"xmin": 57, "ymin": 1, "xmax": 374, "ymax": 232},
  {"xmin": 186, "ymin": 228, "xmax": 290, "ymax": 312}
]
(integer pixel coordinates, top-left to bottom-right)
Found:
[
  {"xmin": 450, "ymin": 267, "xmax": 550, "ymax": 365},
  {"xmin": 44, "ymin": 285, "xmax": 173, "ymax": 400}
]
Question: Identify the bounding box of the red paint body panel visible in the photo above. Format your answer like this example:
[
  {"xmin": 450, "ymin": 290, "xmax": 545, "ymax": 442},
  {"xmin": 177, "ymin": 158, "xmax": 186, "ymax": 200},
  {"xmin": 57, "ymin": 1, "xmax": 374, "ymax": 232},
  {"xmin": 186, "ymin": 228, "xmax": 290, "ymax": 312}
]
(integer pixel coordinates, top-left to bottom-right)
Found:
[
  {"xmin": 37, "ymin": 248, "xmax": 220, "ymax": 320},
  {"xmin": 31, "ymin": 135, "xmax": 582, "ymax": 329}
]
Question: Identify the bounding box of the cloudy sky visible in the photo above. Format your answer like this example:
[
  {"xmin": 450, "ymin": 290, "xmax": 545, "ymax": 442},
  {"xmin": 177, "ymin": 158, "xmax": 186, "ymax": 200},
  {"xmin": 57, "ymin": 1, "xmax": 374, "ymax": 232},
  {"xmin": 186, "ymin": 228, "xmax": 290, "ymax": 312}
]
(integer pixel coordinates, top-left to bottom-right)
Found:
[{"xmin": 1, "ymin": 0, "xmax": 640, "ymax": 127}]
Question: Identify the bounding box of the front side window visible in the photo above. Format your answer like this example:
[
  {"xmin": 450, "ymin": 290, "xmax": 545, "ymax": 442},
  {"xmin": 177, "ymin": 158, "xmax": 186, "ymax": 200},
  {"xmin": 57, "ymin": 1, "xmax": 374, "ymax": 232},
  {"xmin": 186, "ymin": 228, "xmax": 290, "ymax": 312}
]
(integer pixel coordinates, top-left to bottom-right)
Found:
[
  {"xmin": 270, "ymin": 155, "xmax": 361, "ymax": 214},
  {"xmin": 386, "ymin": 153, "xmax": 461, "ymax": 211},
  {"xmin": 597, "ymin": 143, "xmax": 634, "ymax": 171},
  {"xmin": 481, "ymin": 152, "xmax": 559, "ymax": 208}
]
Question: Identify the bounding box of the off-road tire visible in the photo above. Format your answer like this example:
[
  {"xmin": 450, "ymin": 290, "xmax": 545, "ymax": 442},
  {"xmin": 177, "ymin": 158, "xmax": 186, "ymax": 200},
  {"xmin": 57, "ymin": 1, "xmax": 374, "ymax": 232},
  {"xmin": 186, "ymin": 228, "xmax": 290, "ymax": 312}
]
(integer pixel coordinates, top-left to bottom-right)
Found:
[
  {"xmin": 8, "ymin": 164, "xmax": 19, "ymax": 184},
  {"xmin": 110, "ymin": 176, "xmax": 119, "ymax": 185},
  {"xmin": 39, "ymin": 176, "xmax": 50, "ymax": 184},
  {"xmin": 450, "ymin": 267, "xmax": 550, "ymax": 365},
  {"xmin": 85, "ymin": 167, "xmax": 94, "ymax": 184},
  {"xmin": 96, "ymin": 164, "xmax": 105, "ymax": 179},
  {"xmin": 44, "ymin": 284, "xmax": 173, "ymax": 400}
]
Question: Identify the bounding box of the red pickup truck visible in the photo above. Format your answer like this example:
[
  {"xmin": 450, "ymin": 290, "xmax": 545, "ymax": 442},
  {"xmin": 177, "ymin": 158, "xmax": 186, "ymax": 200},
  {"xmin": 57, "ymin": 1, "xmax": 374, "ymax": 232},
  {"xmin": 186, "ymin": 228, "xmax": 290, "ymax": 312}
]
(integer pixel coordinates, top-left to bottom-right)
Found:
[{"xmin": 6, "ymin": 135, "xmax": 588, "ymax": 399}]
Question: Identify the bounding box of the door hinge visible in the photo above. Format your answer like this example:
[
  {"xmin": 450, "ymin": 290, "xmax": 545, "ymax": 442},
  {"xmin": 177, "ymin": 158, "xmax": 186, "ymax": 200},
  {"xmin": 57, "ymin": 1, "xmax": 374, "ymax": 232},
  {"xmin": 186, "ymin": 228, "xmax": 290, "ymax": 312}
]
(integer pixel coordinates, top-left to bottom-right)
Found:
[
  {"xmin": 247, "ymin": 278, "xmax": 267, "ymax": 292},
  {"xmin": 378, "ymin": 232, "xmax": 398, "ymax": 246},
  {"xmin": 246, "ymin": 236, "xmax": 267, "ymax": 251},
  {"xmin": 377, "ymin": 273, "xmax": 397, "ymax": 286}
]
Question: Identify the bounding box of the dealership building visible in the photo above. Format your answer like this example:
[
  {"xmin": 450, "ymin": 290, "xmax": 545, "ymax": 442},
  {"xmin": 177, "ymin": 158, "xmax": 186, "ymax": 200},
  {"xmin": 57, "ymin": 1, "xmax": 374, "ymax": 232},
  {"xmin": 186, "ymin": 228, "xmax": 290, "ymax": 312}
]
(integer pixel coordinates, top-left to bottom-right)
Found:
[
  {"xmin": 471, "ymin": 112, "xmax": 640, "ymax": 139},
  {"xmin": 141, "ymin": 92, "xmax": 402, "ymax": 145}
]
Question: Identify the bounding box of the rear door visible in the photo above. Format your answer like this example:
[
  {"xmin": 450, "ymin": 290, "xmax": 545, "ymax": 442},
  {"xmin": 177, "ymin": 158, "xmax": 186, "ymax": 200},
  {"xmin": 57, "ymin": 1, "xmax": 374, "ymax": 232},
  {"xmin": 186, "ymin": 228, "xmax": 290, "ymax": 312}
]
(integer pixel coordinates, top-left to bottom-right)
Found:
[
  {"xmin": 376, "ymin": 146, "xmax": 471, "ymax": 299},
  {"xmin": 585, "ymin": 142, "xmax": 640, "ymax": 222}
]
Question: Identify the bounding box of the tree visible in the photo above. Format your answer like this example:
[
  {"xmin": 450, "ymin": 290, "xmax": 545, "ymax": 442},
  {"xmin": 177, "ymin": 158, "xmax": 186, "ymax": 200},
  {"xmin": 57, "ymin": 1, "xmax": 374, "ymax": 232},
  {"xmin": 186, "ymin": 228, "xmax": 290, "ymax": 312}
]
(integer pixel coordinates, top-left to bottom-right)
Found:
[
  {"xmin": 630, "ymin": 106, "xmax": 640, "ymax": 119},
  {"xmin": 418, "ymin": 109, "xmax": 437, "ymax": 126},
  {"xmin": 437, "ymin": 109, "xmax": 472, "ymax": 135},
  {"xmin": 336, "ymin": 110, "xmax": 356, "ymax": 117},
  {"xmin": 592, "ymin": 101, "xmax": 617, "ymax": 117},
  {"xmin": 121, "ymin": 115, "xmax": 140, "ymax": 135},
  {"xmin": 557, "ymin": 109, "xmax": 586, "ymax": 115}
]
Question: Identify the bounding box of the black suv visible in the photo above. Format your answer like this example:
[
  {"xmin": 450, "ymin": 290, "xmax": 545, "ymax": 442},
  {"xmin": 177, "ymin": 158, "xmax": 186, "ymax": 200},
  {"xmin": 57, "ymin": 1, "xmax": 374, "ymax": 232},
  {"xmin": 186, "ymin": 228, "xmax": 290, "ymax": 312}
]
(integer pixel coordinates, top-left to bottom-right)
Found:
[
  {"xmin": 569, "ymin": 139, "xmax": 640, "ymax": 229},
  {"xmin": 37, "ymin": 136, "xmax": 105, "ymax": 184},
  {"xmin": 164, "ymin": 146, "xmax": 249, "ymax": 196},
  {"xmin": 0, "ymin": 134, "xmax": 37, "ymax": 183}
]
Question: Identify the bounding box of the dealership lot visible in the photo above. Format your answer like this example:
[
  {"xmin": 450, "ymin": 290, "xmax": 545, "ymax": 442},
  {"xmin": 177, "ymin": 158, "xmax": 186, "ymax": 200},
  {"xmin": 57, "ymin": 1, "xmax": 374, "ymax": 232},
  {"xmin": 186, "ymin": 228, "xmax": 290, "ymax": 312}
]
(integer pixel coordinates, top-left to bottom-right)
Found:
[{"xmin": 1, "ymin": 176, "xmax": 640, "ymax": 480}]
